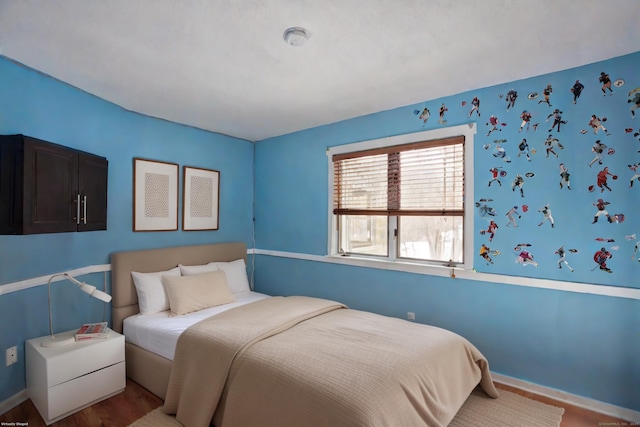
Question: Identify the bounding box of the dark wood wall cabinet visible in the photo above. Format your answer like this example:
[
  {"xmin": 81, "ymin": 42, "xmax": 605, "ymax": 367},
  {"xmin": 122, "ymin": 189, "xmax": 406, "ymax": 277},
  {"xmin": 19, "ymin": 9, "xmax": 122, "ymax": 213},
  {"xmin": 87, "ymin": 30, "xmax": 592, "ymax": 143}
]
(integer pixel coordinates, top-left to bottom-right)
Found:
[{"xmin": 0, "ymin": 134, "xmax": 108, "ymax": 234}]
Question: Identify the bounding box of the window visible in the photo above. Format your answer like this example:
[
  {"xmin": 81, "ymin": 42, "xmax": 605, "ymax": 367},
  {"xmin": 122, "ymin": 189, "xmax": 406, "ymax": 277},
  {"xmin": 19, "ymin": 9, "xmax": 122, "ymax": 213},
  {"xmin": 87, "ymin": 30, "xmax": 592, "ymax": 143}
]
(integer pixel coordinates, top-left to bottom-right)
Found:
[{"xmin": 328, "ymin": 124, "xmax": 475, "ymax": 267}]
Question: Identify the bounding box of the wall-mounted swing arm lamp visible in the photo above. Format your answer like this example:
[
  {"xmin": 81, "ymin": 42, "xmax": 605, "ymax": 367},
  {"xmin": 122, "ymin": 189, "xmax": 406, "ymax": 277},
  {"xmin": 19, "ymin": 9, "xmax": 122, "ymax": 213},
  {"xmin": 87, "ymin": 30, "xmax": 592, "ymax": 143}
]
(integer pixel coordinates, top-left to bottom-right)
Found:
[{"xmin": 41, "ymin": 273, "xmax": 112, "ymax": 348}]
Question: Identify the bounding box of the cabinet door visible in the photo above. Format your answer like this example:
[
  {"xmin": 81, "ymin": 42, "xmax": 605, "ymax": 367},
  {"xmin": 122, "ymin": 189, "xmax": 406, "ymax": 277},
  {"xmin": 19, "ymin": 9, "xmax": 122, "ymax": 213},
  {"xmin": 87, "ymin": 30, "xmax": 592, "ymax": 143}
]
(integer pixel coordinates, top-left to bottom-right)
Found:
[
  {"xmin": 23, "ymin": 139, "xmax": 78, "ymax": 234},
  {"xmin": 77, "ymin": 154, "xmax": 108, "ymax": 231},
  {"xmin": 0, "ymin": 139, "xmax": 24, "ymax": 234}
]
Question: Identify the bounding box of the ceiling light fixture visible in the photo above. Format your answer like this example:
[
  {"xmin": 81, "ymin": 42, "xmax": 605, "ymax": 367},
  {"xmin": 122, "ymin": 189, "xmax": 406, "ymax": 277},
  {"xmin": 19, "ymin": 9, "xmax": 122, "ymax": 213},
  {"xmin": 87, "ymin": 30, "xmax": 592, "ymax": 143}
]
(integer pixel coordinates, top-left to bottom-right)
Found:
[{"xmin": 283, "ymin": 27, "xmax": 310, "ymax": 47}]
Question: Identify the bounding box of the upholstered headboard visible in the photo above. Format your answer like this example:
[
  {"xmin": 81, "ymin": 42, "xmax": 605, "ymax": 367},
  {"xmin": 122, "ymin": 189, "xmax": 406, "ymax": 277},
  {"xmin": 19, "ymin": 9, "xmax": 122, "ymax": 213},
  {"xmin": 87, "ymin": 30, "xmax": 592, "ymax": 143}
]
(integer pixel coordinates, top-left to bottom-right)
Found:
[{"xmin": 110, "ymin": 242, "xmax": 247, "ymax": 333}]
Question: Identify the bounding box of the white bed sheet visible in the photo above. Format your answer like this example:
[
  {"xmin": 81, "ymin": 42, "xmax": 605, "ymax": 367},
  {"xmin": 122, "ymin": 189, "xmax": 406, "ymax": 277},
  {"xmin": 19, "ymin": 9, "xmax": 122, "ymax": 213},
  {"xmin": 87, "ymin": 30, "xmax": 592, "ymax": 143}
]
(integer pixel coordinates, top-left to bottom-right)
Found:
[{"xmin": 123, "ymin": 291, "xmax": 270, "ymax": 360}]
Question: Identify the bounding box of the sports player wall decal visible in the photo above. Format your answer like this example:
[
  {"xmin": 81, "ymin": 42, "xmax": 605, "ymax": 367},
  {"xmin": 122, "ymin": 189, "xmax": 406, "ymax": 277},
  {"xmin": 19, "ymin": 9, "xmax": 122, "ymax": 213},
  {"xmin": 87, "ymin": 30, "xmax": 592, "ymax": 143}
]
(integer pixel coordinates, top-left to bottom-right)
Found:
[
  {"xmin": 570, "ymin": 80, "xmax": 584, "ymax": 104},
  {"xmin": 599, "ymin": 71, "xmax": 614, "ymax": 96},
  {"xmin": 555, "ymin": 246, "xmax": 577, "ymax": 272},
  {"xmin": 405, "ymin": 56, "xmax": 637, "ymax": 281}
]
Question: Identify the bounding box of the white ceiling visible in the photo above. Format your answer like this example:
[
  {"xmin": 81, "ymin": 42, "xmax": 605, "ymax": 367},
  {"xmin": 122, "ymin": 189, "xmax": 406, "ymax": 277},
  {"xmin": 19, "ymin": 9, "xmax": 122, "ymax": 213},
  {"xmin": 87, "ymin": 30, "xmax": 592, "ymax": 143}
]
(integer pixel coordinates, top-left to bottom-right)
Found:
[{"xmin": 1, "ymin": 1, "xmax": 639, "ymax": 142}]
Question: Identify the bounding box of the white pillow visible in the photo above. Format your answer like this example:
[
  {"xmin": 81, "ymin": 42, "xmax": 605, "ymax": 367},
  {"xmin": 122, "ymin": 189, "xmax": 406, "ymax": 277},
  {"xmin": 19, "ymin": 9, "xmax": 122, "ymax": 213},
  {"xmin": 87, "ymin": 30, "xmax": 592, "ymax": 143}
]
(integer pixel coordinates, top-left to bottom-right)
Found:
[
  {"xmin": 214, "ymin": 259, "xmax": 251, "ymax": 294},
  {"xmin": 131, "ymin": 267, "xmax": 181, "ymax": 315},
  {"xmin": 162, "ymin": 271, "xmax": 235, "ymax": 316},
  {"xmin": 179, "ymin": 262, "xmax": 218, "ymax": 276}
]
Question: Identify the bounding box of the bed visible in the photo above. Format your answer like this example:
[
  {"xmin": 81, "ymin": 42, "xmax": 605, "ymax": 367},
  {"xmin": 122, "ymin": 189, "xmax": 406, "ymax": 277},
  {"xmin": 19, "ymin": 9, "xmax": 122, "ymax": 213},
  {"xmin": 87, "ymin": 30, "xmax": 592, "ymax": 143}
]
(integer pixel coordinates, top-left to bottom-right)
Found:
[{"xmin": 111, "ymin": 242, "xmax": 498, "ymax": 427}]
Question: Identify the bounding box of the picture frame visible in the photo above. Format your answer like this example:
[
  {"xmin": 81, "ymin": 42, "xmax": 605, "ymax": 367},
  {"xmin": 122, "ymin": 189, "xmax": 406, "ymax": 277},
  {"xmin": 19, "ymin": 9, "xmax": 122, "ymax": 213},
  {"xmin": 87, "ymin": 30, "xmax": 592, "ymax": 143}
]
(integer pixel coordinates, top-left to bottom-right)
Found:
[
  {"xmin": 182, "ymin": 166, "xmax": 220, "ymax": 231},
  {"xmin": 133, "ymin": 158, "xmax": 179, "ymax": 231}
]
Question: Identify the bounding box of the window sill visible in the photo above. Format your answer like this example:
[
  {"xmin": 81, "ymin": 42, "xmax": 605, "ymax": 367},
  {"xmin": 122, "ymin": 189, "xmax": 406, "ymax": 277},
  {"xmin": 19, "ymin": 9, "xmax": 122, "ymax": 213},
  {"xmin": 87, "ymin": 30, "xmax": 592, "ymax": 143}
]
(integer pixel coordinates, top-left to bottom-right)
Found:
[{"xmin": 326, "ymin": 254, "xmax": 462, "ymax": 277}]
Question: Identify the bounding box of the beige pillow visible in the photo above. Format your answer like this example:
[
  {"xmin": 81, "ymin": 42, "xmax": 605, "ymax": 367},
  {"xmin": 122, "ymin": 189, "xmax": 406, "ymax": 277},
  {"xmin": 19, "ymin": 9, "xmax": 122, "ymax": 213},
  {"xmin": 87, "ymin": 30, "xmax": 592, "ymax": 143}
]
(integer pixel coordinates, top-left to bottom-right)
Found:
[{"xmin": 162, "ymin": 271, "xmax": 235, "ymax": 316}]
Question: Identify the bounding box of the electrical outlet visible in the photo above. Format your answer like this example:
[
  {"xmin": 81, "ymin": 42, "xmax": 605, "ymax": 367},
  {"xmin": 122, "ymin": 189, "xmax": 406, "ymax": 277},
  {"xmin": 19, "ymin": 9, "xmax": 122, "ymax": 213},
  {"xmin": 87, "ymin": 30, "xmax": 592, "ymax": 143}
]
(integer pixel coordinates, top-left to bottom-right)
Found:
[
  {"xmin": 407, "ymin": 312, "xmax": 415, "ymax": 320},
  {"xmin": 6, "ymin": 346, "xmax": 17, "ymax": 366}
]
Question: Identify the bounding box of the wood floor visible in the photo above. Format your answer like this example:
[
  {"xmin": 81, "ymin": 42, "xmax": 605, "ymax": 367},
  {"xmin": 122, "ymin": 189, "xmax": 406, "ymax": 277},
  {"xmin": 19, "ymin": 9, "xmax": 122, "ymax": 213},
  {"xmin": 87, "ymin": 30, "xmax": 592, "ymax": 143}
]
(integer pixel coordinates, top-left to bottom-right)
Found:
[{"xmin": 0, "ymin": 379, "xmax": 633, "ymax": 426}]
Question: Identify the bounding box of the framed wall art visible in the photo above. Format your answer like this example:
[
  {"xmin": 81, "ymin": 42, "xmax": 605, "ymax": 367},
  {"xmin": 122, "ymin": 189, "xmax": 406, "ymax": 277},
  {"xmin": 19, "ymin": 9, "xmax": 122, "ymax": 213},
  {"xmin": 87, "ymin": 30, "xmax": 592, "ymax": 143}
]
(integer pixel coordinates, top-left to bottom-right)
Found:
[
  {"xmin": 133, "ymin": 158, "xmax": 179, "ymax": 231},
  {"xmin": 182, "ymin": 166, "xmax": 220, "ymax": 231}
]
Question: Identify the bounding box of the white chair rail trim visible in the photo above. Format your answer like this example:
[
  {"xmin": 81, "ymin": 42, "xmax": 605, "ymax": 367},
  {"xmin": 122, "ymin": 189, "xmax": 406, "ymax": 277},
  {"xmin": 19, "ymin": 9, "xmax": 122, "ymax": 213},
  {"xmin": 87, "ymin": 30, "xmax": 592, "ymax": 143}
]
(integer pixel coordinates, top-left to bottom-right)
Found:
[
  {"xmin": 2, "ymin": 249, "xmax": 640, "ymax": 301},
  {"xmin": 0, "ymin": 264, "xmax": 111, "ymax": 296},
  {"xmin": 254, "ymin": 248, "xmax": 640, "ymax": 301}
]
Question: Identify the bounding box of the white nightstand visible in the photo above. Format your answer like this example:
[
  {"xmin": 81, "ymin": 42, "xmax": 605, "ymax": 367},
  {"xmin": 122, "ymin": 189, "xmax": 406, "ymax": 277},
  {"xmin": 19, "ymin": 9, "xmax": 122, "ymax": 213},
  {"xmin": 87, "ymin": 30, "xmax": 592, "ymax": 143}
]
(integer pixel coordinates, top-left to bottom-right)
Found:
[{"xmin": 25, "ymin": 327, "xmax": 125, "ymax": 425}]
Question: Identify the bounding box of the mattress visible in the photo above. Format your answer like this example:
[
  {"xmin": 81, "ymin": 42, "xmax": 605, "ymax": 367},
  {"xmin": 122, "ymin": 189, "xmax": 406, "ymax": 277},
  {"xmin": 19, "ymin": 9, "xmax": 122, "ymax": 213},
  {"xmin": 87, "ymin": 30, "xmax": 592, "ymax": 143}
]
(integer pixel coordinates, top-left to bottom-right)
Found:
[{"xmin": 123, "ymin": 291, "xmax": 270, "ymax": 360}]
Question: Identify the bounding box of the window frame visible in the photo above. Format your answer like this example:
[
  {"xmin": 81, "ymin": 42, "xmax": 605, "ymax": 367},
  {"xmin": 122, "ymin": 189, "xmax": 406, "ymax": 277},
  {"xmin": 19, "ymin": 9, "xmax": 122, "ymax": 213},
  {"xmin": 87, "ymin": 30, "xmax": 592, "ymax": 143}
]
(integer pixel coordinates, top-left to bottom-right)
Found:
[{"xmin": 327, "ymin": 123, "xmax": 476, "ymax": 270}]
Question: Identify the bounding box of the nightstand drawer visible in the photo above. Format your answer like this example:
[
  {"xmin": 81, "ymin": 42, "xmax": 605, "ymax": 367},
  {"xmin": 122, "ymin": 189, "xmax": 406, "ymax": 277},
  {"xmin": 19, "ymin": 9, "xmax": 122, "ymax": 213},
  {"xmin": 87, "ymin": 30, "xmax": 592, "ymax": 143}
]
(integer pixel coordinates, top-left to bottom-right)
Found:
[
  {"xmin": 47, "ymin": 361, "xmax": 125, "ymax": 422},
  {"xmin": 45, "ymin": 333, "xmax": 124, "ymax": 386}
]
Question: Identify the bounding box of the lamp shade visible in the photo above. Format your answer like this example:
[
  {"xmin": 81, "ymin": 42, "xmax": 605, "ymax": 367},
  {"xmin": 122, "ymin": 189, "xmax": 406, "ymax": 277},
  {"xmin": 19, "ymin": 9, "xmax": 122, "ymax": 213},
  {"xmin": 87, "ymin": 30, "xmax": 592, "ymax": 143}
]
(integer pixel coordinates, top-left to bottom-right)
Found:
[
  {"xmin": 67, "ymin": 275, "xmax": 112, "ymax": 303},
  {"xmin": 89, "ymin": 288, "xmax": 112, "ymax": 303}
]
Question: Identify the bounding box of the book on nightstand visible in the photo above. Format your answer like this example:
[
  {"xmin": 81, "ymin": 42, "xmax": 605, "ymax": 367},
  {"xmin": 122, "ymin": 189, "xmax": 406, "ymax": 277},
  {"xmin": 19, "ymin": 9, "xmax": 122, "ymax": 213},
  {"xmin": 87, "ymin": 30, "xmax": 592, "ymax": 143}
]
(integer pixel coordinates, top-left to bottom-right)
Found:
[{"xmin": 75, "ymin": 322, "xmax": 110, "ymax": 341}]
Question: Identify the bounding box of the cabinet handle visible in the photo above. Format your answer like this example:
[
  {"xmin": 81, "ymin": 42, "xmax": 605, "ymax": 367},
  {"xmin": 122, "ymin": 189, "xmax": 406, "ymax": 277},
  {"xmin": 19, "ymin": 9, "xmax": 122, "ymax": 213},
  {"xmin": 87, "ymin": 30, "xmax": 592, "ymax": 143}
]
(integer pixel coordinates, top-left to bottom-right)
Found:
[
  {"xmin": 82, "ymin": 195, "xmax": 87, "ymax": 225},
  {"xmin": 76, "ymin": 194, "xmax": 81, "ymax": 225}
]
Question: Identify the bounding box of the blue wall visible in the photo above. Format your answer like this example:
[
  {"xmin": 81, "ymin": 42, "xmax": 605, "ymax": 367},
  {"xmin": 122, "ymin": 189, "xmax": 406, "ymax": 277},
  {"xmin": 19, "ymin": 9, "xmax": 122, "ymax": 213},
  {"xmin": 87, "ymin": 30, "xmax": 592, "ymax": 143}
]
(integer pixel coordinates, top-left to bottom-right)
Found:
[
  {"xmin": 0, "ymin": 57, "xmax": 254, "ymax": 402},
  {"xmin": 253, "ymin": 52, "xmax": 640, "ymax": 411}
]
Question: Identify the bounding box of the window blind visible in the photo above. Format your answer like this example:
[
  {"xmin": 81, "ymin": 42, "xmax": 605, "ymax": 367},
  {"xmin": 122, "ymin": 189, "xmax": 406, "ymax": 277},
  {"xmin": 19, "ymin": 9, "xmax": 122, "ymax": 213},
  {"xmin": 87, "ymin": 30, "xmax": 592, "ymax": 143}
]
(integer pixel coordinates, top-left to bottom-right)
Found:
[{"xmin": 332, "ymin": 136, "xmax": 464, "ymax": 216}]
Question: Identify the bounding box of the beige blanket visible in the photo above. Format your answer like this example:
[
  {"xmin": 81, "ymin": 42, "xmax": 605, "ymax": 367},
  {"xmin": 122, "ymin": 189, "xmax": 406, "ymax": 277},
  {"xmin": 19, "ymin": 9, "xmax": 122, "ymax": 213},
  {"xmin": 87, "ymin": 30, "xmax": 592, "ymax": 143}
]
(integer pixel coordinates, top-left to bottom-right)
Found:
[{"xmin": 163, "ymin": 296, "xmax": 498, "ymax": 427}]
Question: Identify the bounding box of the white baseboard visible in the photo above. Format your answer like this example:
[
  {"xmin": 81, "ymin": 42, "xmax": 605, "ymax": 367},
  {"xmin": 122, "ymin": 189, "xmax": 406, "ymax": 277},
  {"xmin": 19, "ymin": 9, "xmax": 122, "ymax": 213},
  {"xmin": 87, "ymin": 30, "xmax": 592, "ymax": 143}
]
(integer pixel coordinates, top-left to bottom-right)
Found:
[
  {"xmin": 492, "ymin": 372, "xmax": 640, "ymax": 422},
  {"xmin": 0, "ymin": 389, "xmax": 28, "ymax": 417}
]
